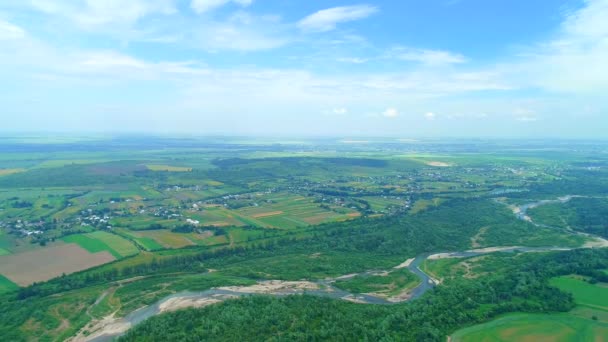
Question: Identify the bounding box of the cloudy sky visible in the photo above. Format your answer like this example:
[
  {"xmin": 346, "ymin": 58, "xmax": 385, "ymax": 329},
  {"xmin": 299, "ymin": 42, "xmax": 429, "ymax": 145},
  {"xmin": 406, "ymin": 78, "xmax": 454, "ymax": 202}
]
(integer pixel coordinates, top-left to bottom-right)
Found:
[{"xmin": 0, "ymin": 0, "xmax": 606, "ymax": 137}]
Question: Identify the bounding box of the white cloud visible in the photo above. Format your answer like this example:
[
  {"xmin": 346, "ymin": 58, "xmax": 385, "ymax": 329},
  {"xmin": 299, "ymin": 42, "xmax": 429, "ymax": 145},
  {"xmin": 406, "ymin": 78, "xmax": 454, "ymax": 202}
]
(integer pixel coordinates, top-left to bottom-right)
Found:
[
  {"xmin": 27, "ymin": 0, "xmax": 177, "ymax": 28},
  {"xmin": 336, "ymin": 57, "xmax": 368, "ymax": 64},
  {"xmin": 79, "ymin": 51, "xmax": 148, "ymax": 69},
  {"xmin": 513, "ymin": 108, "xmax": 538, "ymax": 122},
  {"xmin": 190, "ymin": 0, "xmax": 253, "ymax": 14},
  {"xmin": 192, "ymin": 13, "xmax": 287, "ymax": 51},
  {"xmin": 388, "ymin": 47, "xmax": 467, "ymax": 65},
  {"xmin": 0, "ymin": 20, "xmax": 25, "ymax": 40},
  {"xmin": 298, "ymin": 5, "xmax": 378, "ymax": 32},
  {"xmin": 382, "ymin": 107, "xmax": 399, "ymax": 118},
  {"xmin": 424, "ymin": 112, "xmax": 436, "ymax": 120},
  {"xmin": 333, "ymin": 108, "xmax": 348, "ymax": 115},
  {"xmin": 512, "ymin": 0, "xmax": 608, "ymax": 94}
]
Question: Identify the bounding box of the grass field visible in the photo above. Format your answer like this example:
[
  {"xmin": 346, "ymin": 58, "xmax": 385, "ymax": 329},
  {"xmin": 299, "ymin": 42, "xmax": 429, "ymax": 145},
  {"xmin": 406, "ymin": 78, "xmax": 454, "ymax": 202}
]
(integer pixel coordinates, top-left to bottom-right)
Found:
[
  {"xmin": 451, "ymin": 313, "xmax": 608, "ymax": 342},
  {"xmin": 136, "ymin": 230, "xmax": 196, "ymax": 248},
  {"xmin": 62, "ymin": 232, "xmax": 138, "ymax": 258},
  {"xmin": 235, "ymin": 193, "xmax": 359, "ymax": 229},
  {"xmin": 452, "ymin": 275, "xmax": 608, "ymax": 341},
  {"xmin": 334, "ymin": 268, "xmax": 420, "ymax": 297},
  {"xmin": 146, "ymin": 164, "xmax": 192, "ymax": 172},
  {"xmin": 0, "ymin": 274, "xmax": 18, "ymax": 293},
  {"xmin": 550, "ymin": 275, "xmax": 608, "ymax": 311},
  {"xmin": 0, "ymin": 248, "xmax": 9, "ymax": 256},
  {"xmin": 409, "ymin": 198, "xmax": 443, "ymax": 215}
]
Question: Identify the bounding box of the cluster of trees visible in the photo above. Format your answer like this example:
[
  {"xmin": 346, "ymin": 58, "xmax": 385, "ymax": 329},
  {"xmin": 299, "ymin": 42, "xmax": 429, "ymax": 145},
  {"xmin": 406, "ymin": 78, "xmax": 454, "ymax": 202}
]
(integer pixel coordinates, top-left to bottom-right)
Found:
[{"xmin": 10, "ymin": 200, "xmax": 33, "ymax": 208}]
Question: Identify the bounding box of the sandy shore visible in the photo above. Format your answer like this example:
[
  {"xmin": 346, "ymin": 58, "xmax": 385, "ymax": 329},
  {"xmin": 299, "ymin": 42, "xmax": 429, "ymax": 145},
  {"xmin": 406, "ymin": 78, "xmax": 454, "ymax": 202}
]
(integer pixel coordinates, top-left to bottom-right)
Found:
[
  {"xmin": 583, "ymin": 236, "xmax": 608, "ymax": 248},
  {"xmin": 341, "ymin": 295, "xmax": 368, "ymax": 304},
  {"xmin": 218, "ymin": 280, "xmax": 319, "ymax": 294},
  {"xmin": 394, "ymin": 258, "xmax": 415, "ymax": 269},
  {"xmin": 69, "ymin": 314, "xmax": 131, "ymax": 342},
  {"xmin": 465, "ymin": 246, "xmax": 520, "ymax": 253},
  {"xmin": 427, "ymin": 252, "xmax": 462, "ymax": 260},
  {"xmin": 158, "ymin": 297, "xmax": 222, "ymax": 313}
]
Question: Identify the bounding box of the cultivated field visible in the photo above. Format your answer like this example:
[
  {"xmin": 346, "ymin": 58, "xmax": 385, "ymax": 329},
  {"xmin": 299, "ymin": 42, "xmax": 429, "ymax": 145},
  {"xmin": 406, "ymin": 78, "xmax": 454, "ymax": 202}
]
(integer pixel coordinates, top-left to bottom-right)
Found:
[
  {"xmin": 452, "ymin": 274, "xmax": 608, "ymax": 341},
  {"xmin": 451, "ymin": 313, "xmax": 608, "ymax": 342},
  {"xmin": 236, "ymin": 194, "xmax": 360, "ymax": 229},
  {"xmin": 0, "ymin": 244, "xmax": 115, "ymax": 285},
  {"xmin": 146, "ymin": 164, "xmax": 193, "ymax": 172},
  {"xmin": 62, "ymin": 231, "xmax": 138, "ymax": 258}
]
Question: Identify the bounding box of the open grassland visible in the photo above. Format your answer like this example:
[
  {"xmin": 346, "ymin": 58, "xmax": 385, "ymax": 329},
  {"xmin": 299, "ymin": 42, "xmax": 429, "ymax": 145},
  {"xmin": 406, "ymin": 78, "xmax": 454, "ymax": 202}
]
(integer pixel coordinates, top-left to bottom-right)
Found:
[
  {"xmin": 115, "ymin": 228, "xmax": 165, "ymax": 251},
  {"xmin": 452, "ymin": 274, "xmax": 608, "ymax": 342},
  {"xmin": 236, "ymin": 193, "xmax": 359, "ymax": 229},
  {"xmin": 0, "ymin": 231, "xmax": 11, "ymax": 255},
  {"xmin": 0, "ymin": 244, "xmax": 115, "ymax": 286},
  {"xmin": 409, "ymin": 198, "xmax": 444, "ymax": 215},
  {"xmin": 190, "ymin": 206, "xmax": 246, "ymax": 227},
  {"xmin": 136, "ymin": 230, "xmax": 195, "ymax": 249},
  {"xmin": 0, "ymin": 275, "xmax": 18, "ymax": 293},
  {"xmin": 451, "ymin": 313, "xmax": 608, "ymax": 342},
  {"xmin": 121, "ymin": 228, "xmax": 229, "ymax": 250},
  {"xmin": 551, "ymin": 275, "xmax": 608, "ymax": 311},
  {"xmin": 62, "ymin": 232, "xmax": 138, "ymax": 258},
  {"xmin": 87, "ymin": 231, "xmax": 139, "ymax": 257},
  {"xmin": 334, "ymin": 268, "xmax": 421, "ymax": 298},
  {"xmin": 146, "ymin": 164, "xmax": 192, "ymax": 172}
]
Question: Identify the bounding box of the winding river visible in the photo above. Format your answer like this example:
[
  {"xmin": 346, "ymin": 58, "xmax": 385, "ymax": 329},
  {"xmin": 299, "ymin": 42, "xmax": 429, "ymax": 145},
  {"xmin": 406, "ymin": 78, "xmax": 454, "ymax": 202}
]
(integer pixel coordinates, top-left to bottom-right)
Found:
[{"xmin": 80, "ymin": 196, "xmax": 607, "ymax": 342}]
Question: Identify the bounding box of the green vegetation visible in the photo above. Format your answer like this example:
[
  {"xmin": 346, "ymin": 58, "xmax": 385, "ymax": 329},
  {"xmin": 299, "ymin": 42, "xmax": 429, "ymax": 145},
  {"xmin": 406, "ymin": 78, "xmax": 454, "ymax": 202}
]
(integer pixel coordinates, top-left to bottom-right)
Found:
[
  {"xmin": 451, "ymin": 263, "xmax": 608, "ymax": 341},
  {"xmin": 62, "ymin": 232, "xmax": 137, "ymax": 259},
  {"xmin": 1, "ymin": 137, "xmax": 608, "ymax": 341},
  {"xmin": 550, "ymin": 275, "xmax": 608, "ymax": 311},
  {"xmin": 0, "ymin": 275, "xmax": 18, "ymax": 293},
  {"xmin": 528, "ymin": 197, "xmax": 608, "ymax": 238},
  {"xmin": 451, "ymin": 313, "xmax": 607, "ymax": 342},
  {"xmin": 334, "ymin": 268, "xmax": 420, "ymax": 297},
  {"xmin": 121, "ymin": 249, "xmax": 608, "ymax": 341}
]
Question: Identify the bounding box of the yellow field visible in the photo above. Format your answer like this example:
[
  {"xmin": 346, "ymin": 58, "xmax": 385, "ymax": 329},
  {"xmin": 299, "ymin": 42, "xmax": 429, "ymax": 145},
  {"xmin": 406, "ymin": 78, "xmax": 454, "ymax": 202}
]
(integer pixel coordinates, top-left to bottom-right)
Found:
[
  {"xmin": 136, "ymin": 230, "xmax": 196, "ymax": 248},
  {"xmin": 146, "ymin": 164, "xmax": 192, "ymax": 172},
  {"xmin": 0, "ymin": 168, "xmax": 26, "ymax": 176}
]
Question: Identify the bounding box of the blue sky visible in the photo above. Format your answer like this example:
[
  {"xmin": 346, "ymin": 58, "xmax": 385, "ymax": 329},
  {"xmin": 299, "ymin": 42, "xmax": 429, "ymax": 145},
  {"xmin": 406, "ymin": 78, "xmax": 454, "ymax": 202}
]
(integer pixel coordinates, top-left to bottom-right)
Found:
[{"xmin": 0, "ymin": 0, "xmax": 606, "ymax": 137}]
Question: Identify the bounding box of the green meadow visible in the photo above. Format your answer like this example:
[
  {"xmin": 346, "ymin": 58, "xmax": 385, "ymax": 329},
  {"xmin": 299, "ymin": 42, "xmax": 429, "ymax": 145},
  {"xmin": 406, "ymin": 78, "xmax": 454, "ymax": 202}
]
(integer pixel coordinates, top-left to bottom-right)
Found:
[
  {"xmin": 62, "ymin": 231, "xmax": 138, "ymax": 259},
  {"xmin": 451, "ymin": 313, "xmax": 608, "ymax": 342},
  {"xmin": 0, "ymin": 275, "xmax": 18, "ymax": 293},
  {"xmin": 452, "ymin": 274, "xmax": 608, "ymax": 341}
]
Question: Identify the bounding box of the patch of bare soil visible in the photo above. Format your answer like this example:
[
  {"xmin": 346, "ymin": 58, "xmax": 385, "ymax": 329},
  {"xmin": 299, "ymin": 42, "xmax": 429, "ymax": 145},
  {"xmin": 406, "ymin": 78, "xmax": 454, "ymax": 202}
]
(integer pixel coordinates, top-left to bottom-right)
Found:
[
  {"xmin": 393, "ymin": 258, "xmax": 415, "ymax": 269},
  {"xmin": 583, "ymin": 235, "xmax": 608, "ymax": 248},
  {"xmin": 426, "ymin": 161, "xmax": 452, "ymax": 167},
  {"xmin": 0, "ymin": 244, "xmax": 115, "ymax": 286},
  {"xmin": 470, "ymin": 227, "xmax": 488, "ymax": 248},
  {"xmin": 218, "ymin": 280, "xmax": 319, "ymax": 294},
  {"xmin": 158, "ymin": 297, "xmax": 222, "ymax": 313},
  {"xmin": 69, "ymin": 313, "xmax": 131, "ymax": 342}
]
